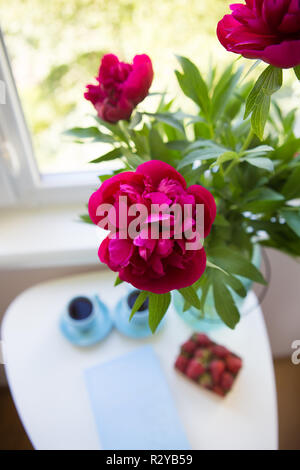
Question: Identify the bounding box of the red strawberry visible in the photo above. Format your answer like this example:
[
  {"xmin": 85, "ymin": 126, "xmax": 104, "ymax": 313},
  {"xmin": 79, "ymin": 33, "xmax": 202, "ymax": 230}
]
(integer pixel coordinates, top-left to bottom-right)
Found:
[
  {"xmin": 195, "ymin": 348, "xmax": 212, "ymax": 366},
  {"xmin": 186, "ymin": 359, "xmax": 205, "ymax": 380},
  {"xmin": 220, "ymin": 372, "xmax": 234, "ymax": 391},
  {"xmin": 226, "ymin": 355, "xmax": 242, "ymax": 374},
  {"xmin": 175, "ymin": 355, "xmax": 189, "ymax": 373},
  {"xmin": 198, "ymin": 372, "xmax": 213, "ymax": 389},
  {"xmin": 193, "ymin": 333, "xmax": 211, "ymax": 347},
  {"xmin": 211, "ymin": 345, "xmax": 229, "ymax": 358},
  {"xmin": 181, "ymin": 339, "xmax": 197, "ymax": 355},
  {"xmin": 212, "ymin": 385, "xmax": 225, "ymax": 397},
  {"xmin": 210, "ymin": 360, "xmax": 225, "ymax": 384},
  {"xmin": 194, "ymin": 348, "xmax": 204, "ymax": 359}
]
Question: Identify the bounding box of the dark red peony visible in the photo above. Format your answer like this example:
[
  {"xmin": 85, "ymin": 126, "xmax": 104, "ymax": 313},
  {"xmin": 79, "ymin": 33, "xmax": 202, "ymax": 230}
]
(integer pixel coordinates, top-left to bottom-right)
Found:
[
  {"xmin": 84, "ymin": 54, "xmax": 153, "ymax": 123},
  {"xmin": 88, "ymin": 160, "xmax": 216, "ymax": 294},
  {"xmin": 217, "ymin": 0, "xmax": 300, "ymax": 68}
]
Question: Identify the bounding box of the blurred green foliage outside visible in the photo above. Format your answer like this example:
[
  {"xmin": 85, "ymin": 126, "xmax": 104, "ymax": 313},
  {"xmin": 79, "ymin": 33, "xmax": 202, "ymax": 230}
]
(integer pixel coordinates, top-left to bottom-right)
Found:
[{"xmin": 1, "ymin": 0, "xmax": 231, "ymax": 173}]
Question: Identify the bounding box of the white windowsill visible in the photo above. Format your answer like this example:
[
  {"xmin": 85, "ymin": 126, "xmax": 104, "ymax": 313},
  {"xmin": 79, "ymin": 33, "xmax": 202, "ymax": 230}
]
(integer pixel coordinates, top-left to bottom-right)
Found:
[{"xmin": 0, "ymin": 204, "xmax": 107, "ymax": 269}]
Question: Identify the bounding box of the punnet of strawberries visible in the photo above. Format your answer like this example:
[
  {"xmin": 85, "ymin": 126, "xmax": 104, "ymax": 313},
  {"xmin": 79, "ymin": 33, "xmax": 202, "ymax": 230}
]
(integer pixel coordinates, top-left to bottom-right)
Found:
[{"xmin": 175, "ymin": 333, "xmax": 242, "ymax": 397}]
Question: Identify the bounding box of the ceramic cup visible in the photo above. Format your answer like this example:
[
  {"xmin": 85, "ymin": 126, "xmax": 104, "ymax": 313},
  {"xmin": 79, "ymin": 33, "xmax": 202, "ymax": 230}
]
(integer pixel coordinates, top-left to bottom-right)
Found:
[{"xmin": 66, "ymin": 296, "xmax": 96, "ymax": 332}]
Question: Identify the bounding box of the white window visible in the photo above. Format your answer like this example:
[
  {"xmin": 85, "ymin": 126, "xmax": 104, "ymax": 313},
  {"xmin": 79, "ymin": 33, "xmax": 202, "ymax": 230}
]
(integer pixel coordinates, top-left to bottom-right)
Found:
[
  {"xmin": 0, "ymin": 1, "xmax": 228, "ymax": 209},
  {"xmin": 0, "ymin": 29, "xmax": 103, "ymax": 208}
]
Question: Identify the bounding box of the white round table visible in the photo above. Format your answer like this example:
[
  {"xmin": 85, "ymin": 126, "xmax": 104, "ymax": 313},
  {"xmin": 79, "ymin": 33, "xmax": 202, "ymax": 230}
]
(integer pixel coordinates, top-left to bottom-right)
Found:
[{"xmin": 2, "ymin": 270, "xmax": 278, "ymax": 450}]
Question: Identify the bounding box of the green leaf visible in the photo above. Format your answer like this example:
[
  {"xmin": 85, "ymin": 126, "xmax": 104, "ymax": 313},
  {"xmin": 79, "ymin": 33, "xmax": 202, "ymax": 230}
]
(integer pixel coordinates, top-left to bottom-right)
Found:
[
  {"xmin": 224, "ymin": 274, "xmax": 247, "ymax": 298},
  {"xmin": 121, "ymin": 147, "xmax": 145, "ymax": 169},
  {"xmin": 244, "ymin": 65, "xmax": 282, "ymax": 139},
  {"xmin": 213, "ymin": 277, "xmax": 240, "ymax": 329},
  {"xmin": 242, "ymin": 156, "xmax": 274, "ymax": 172},
  {"xmin": 271, "ymin": 138, "xmax": 300, "ymax": 162},
  {"xmin": 143, "ymin": 112, "xmax": 185, "ymax": 134},
  {"xmin": 251, "ymin": 94, "xmax": 271, "ymax": 140},
  {"xmin": 281, "ymin": 166, "xmax": 300, "ymax": 199},
  {"xmin": 64, "ymin": 126, "xmax": 114, "ymax": 143},
  {"xmin": 149, "ymin": 128, "xmax": 174, "ymax": 164},
  {"xmin": 242, "ymin": 187, "xmax": 285, "ymax": 212},
  {"xmin": 184, "ymin": 139, "xmax": 219, "ymax": 153},
  {"xmin": 210, "ymin": 151, "xmax": 238, "ymax": 168},
  {"xmin": 245, "ymin": 66, "xmax": 282, "ymax": 118},
  {"xmin": 211, "ymin": 65, "xmax": 243, "ymax": 119},
  {"xmin": 178, "ymin": 145, "xmax": 228, "ymax": 169},
  {"xmin": 280, "ymin": 210, "xmax": 300, "ymax": 237},
  {"xmin": 114, "ymin": 276, "xmax": 124, "ymax": 287},
  {"xmin": 98, "ymin": 174, "xmax": 113, "ymax": 182},
  {"xmin": 128, "ymin": 112, "xmax": 143, "ymax": 129},
  {"xmin": 89, "ymin": 147, "xmax": 122, "ymax": 164},
  {"xmin": 178, "ymin": 286, "xmax": 201, "ymax": 309},
  {"xmin": 209, "ymin": 246, "xmax": 266, "ymax": 284},
  {"xmin": 129, "ymin": 291, "xmax": 149, "ymax": 320},
  {"xmin": 148, "ymin": 292, "xmax": 171, "ymax": 333},
  {"xmin": 79, "ymin": 214, "xmax": 93, "ymax": 224},
  {"xmin": 94, "ymin": 117, "xmax": 126, "ymax": 141},
  {"xmin": 214, "ymin": 214, "xmax": 230, "ymax": 227},
  {"xmin": 206, "ymin": 260, "xmax": 229, "ymax": 276},
  {"xmin": 244, "ymin": 145, "xmax": 274, "ymax": 156},
  {"xmin": 294, "ymin": 66, "xmax": 300, "ymax": 81},
  {"xmin": 243, "ymin": 59, "xmax": 261, "ymax": 81},
  {"xmin": 183, "ymin": 299, "xmax": 191, "ymax": 312},
  {"xmin": 199, "ymin": 278, "xmax": 211, "ymax": 312},
  {"xmin": 166, "ymin": 140, "xmax": 189, "ymax": 152},
  {"xmin": 175, "ymin": 56, "xmax": 210, "ymax": 116}
]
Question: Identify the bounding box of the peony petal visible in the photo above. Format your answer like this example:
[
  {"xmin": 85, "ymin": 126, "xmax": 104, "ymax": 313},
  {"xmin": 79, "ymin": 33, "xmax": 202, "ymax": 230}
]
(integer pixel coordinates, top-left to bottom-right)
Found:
[
  {"xmin": 156, "ymin": 239, "xmax": 174, "ymax": 257},
  {"xmin": 144, "ymin": 191, "xmax": 172, "ymax": 205},
  {"xmin": 88, "ymin": 171, "xmax": 144, "ymax": 225},
  {"xmin": 247, "ymin": 39, "xmax": 300, "ymax": 68},
  {"xmin": 187, "ymin": 185, "xmax": 217, "ymax": 237},
  {"xmin": 119, "ymin": 248, "xmax": 206, "ymax": 294},
  {"xmin": 108, "ymin": 238, "xmax": 133, "ymax": 268},
  {"xmin": 123, "ymin": 54, "xmax": 153, "ymax": 105},
  {"xmin": 150, "ymin": 255, "xmax": 165, "ymax": 276},
  {"xmin": 98, "ymin": 236, "xmax": 110, "ymax": 265},
  {"xmin": 136, "ymin": 160, "xmax": 187, "ymax": 188}
]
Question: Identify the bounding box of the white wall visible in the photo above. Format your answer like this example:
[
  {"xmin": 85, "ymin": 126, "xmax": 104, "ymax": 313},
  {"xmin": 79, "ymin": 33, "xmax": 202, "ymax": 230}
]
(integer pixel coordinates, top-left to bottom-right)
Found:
[
  {"xmin": 256, "ymin": 248, "xmax": 300, "ymax": 358},
  {"xmin": 0, "ymin": 249, "xmax": 299, "ymax": 385}
]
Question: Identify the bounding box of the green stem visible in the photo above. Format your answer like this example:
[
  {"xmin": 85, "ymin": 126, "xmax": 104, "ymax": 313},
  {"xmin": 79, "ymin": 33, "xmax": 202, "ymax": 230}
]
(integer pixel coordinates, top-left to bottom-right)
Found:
[
  {"xmin": 224, "ymin": 158, "xmax": 238, "ymax": 177},
  {"xmin": 240, "ymin": 129, "xmax": 254, "ymax": 153}
]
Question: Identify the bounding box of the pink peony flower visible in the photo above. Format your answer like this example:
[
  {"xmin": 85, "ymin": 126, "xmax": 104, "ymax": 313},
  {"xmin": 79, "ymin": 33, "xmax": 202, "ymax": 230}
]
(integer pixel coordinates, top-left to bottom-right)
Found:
[
  {"xmin": 88, "ymin": 160, "xmax": 216, "ymax": 294},
  {"xmin": 84, "ymin": 54, "xmax": 153, "ymax": 123},
  {"xmin": 217, "ymin": 0, "xmax": 300, "ymax": 68}
]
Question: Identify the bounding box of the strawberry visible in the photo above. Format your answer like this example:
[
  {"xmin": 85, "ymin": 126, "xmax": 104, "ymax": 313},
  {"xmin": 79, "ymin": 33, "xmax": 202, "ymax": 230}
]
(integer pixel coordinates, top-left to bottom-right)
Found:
[
  {"xmin": 212, "ymin": 385, "xmax": 225, "ymax": 397},
  {"xmin": 220, "ymin": 372, "xmax": 234, "ymax": 391},
  {"xmin": 181, "ymin": 339, "xmax": 197, "ymax": 355},
  {"xmin": 193, "ymin": 333, "xmax": 211, "ymax": 347},
  {"xmin": 175, "ymin": 355, "xmax": 189, "ymax": 373},
  {"xmin": 210, "ymin": 360, "xmax": 225, "ymax": 384},
  {"xmin": 211, "ymin": 345, "xmax": 229, "ymax": 358},
  {"xmin": 194, "ymin": 348, "xmax": 204, "ymax": 359},
  {"xmin": 186, "ymin": 359, "xmax": 205, "ymax": 380},
  {"xmin": 194, "ymin": 348, "xmax": 212, "ymax": 365},
  {"xmin": 226, "ymin": 355, "xmax": 242, "ymax": 374}
]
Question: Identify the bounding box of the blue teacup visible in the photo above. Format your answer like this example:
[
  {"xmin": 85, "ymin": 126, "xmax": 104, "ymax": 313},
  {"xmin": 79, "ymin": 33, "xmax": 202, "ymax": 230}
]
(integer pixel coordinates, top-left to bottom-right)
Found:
[{"xmin": 66, "ymin": 296, "xmax": 96, "ymax": 332}]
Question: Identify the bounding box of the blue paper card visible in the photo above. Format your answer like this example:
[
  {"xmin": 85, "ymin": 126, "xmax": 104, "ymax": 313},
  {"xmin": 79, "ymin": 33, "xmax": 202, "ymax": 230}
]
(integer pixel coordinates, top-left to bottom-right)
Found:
[{"xmin": 84, "ymin": 345, "xmax": 190, "ymax": 450}]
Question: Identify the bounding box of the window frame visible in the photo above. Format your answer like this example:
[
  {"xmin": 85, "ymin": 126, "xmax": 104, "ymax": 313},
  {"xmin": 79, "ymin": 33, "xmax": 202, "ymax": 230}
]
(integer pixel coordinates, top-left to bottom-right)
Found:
[{"xmin": 0, "ymin": 29, "xmax": 98, "ymax": 208}]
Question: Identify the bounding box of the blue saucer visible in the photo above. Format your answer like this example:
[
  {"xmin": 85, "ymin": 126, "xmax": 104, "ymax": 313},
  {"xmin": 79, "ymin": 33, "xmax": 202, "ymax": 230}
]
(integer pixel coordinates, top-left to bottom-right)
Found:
[{"xmin": 60, "ymin": 296, "xmax": 113, "ymax": 347}]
